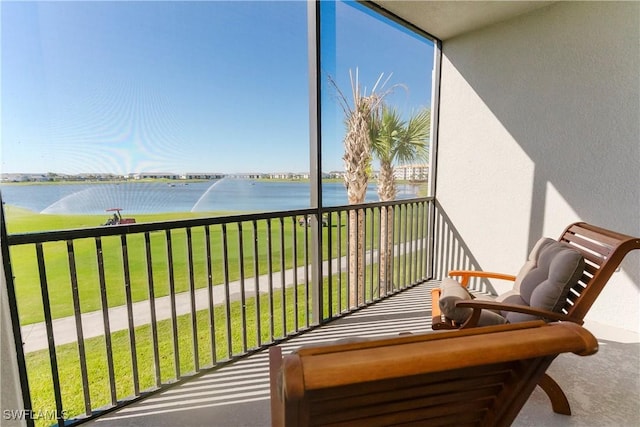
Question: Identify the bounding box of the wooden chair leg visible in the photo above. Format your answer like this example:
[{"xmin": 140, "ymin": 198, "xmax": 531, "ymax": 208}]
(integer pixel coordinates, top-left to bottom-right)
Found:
[
  {"xmin": 538, "ymin": 373, "xmax": 571, "ymax": 415},
  {"xmin": 269, "ymin": 347, "xmax": 284, "ymax": 427}
]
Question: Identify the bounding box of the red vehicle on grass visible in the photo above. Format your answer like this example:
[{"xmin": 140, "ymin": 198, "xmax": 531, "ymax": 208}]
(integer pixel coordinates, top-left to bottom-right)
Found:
[{"xmin": 104, "ymin": 208, "xmax": 136, "ymax": 226}]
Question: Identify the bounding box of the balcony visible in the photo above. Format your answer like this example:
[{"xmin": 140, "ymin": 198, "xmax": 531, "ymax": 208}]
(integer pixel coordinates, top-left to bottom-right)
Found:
[
  {"xmin": 83, "ymin": 283, "xmax": 638, "ymax": 427},
  {"xmin": 2, "ymin": 197, "xmax": 638, "ymax": 426}
]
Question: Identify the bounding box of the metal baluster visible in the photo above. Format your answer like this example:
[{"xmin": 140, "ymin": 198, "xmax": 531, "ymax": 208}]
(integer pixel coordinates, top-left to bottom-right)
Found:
[
  {"xmin": 66, "ymin": 240, "xmax": 91, "ymax": 415},
  {"xmin": 143, "ymin": 232, "xmax": 161, "ymax": 387},
  {"xmin": 392, "ymin": 205, "xmax": 398, "ymax": 290},
  {"xmin": 417, "ymin": 202, "xmax": 422, "ymax": 282},
  {"xmin": 221, "ymin": 224, "xmax": 232, "ymax": 358},
  {"xmin": 35, "ymin": 243, "xmax": 65, "ymax": 425},
  {"xmin": 376, "ymin": 206, "xmax": 382, "ymax": 297},
  {"xmin": 204, "ymin": 225, "xmax": 216, "ymax": 362},
  {"xmin": 303, "ymin": 216, "xmax": 310, "ymax": 326},
  {"xmin": 291, "ymin": 217, "xmax": 299, "ymax": 332},
  {"xmin": 403, "ymin": 204, "xmax": 409, "ymax": 289},
  {"xmin": 413, "ymin": 203, "xmax": 418, "ymax": 282},
  {"xmin": 266, "ymin": 219, "xmax": 274, "ymax": 340},
  {"xmin": 326, "ymin": 212, "xmax": 333, "ymax": 316},
  {"xmin": 251, "ymin": 220, "xmax": 261, "ymax": 347},
  {"xmin": 120, "ymin": 234, "xmax": 139, "ymax": 395},
  {"xmin": 369, "ymin": 207, "xmax": 375, "ymax": 300},
  {"xmin": 164, "ymin": 230, "xmax": 180, "ymax": 378},
  {"xmin": 338, "ymin": 211, "xmax": 343, "ymax": 312},
  {"xmin": 95, "ymin": 237, "xmax": 117, "ymax": 405},
  {"xmin": 185, "ymin": 228, "xmax": 199, "ymax": 371},
  {"xmin": 237, "ymin": 222, "xmax": 247, "ymax": 352},
  {"xmin": 279, "ymin": 217, "xmax": 286, "ymax": 335}
]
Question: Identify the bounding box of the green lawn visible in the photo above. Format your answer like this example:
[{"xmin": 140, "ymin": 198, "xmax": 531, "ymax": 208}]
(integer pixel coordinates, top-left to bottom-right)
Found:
[
  {"xmin": 6, "ymin": 206, "xmax": 359, "ymax": 325},
  {"xmin": 26, "ymin": 277, "xmax": 352, "ymax": 426}
]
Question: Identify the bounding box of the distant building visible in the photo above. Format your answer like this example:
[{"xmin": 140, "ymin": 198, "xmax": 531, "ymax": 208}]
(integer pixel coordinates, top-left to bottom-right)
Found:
[
  {"xmin": 183, "ymin": 173, "xmax": 225, "ymax": 180},
  {"xmin": 394, "ymin": 164, "xmax": 429, "ymax": 181},
  {"xmin": 0, "ymin": 173, "xmax": 52, "ymax": 182},
  {"xmin": 268, "ymin": 172, "xmax": 308, "ymax": 180},
  {"xmin": 230, "ymin": 173, "xmax": 265, "ymax": 179},
  {"xmin": 75, "ymin": 173, "xmax": 121, "ymax": 181},
  {"xmin": 132, "ymin": 172, "xmax": 180, "ymax": 180}
]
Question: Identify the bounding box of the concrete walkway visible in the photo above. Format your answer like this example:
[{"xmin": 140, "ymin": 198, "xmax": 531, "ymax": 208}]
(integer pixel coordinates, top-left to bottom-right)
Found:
[{"xmin": 21, "ymin": 253, "xmax": 362, "ymax": 353}]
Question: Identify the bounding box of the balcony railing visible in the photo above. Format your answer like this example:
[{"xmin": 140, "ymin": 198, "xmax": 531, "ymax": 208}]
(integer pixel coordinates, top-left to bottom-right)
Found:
[{"xmin": 2, "ymin": 197, "xmax": 485, "ymax": 426}]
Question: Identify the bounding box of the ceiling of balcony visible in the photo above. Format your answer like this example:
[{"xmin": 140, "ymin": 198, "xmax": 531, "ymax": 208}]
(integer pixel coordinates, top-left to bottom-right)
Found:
[{"xmin": 374, "ymin": 1, "xmax": 554, "ymax": 40}]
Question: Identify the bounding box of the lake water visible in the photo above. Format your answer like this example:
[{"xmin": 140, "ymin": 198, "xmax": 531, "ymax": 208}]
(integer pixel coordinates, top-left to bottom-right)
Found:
[{"xmin": 0, "ymin": 179, "xmax": 422, "ymax": 215}]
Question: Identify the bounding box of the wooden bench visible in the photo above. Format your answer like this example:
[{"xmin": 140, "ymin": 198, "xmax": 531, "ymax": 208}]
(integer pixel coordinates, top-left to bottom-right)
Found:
[
  {"xmin": 430, "ymin": 221, "xmax": 640, "ymax": 414},
  {"xmin": 269, "ymin": 321, "xmax": 598, "ymax": 427}
]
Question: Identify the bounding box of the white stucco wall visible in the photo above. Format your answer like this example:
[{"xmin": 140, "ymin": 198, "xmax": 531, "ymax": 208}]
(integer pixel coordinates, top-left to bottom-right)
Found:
[
  {"xmin": 436, "ymin": 1, "xmax": 640, "ymax": 333},
  {"xmin": 1, "ymin": 250, "xmax": 26, "ymax": 427}
]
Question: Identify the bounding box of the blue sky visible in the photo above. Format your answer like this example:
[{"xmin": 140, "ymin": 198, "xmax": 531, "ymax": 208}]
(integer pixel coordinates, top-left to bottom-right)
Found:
[{"xmin": 1, "ymin": 0, "xmax": 434, "ymax": 175}]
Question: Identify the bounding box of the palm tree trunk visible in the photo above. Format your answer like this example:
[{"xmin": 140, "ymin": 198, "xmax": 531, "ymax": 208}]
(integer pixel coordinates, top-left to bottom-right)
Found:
[
  {"xmin": 343, "ymin": 101, "xmax": 374, "ymax": 307},
  {"xmin": 377, "ymin": 162, "xmax": 396, "ymax": 293},
  {"xmin": 379, "ymin": 206, "xmax": 395, "ymax": 294},
  {"xmin": 331, "ymin": 71, "xmax": 388, "ymax": 308},
  {"xmin": 348, "ymin": 208, "xmax": 366, "ymax": 306}
]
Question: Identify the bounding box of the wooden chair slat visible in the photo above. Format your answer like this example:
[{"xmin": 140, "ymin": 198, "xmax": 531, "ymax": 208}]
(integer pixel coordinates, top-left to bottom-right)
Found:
[
  {"xmin": 563, "ymin": 233, "xmax": 614, "ymax": 259},
  {"xmin": 308, "ymin": 378, "xmax": 507, "ymax": 414},
  {"xmin": 564, "ymin": 222, "xmax": 628, "ymax": 248},
  {"xmin": 311, "ymin": 390, "xmax": 500, "ymax": 425},
  {"xmin": 577, "ymin": 249, "xmax": 607, "ymax": 269}
]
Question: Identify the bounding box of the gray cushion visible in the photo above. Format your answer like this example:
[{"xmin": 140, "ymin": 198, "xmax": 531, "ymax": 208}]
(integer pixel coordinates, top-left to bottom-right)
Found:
[
  {"xmin": 513, "ymin": 237, "xmax": 557, "ymax": 292},
  {"xmin": 494, "ymin": 289, "xmax": 519, "ymax": 303},
  {"xmin": 439, "ymin": 278, "xmax": 474, "ymax": 323},
  {"xmin": 477, "ymin": 310, "xmax": 508, "ymax": 326},
  {"xmin": 499, "ymin": 294, "xmax": 539, "ymax": 323},
  {"xmin": 439, "ymin": 279, "xmax": 506, "ymax": 326},
  {"xmin": 506, "ymin": 241, "xmax": 584, "ymax": 323}
]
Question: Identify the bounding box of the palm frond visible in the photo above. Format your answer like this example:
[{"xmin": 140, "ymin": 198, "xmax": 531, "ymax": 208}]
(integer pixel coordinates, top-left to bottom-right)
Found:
[
  {"xmin": 370, "ymin": 106, "xmax": 404, "ymax": 164},
  {"xmin": 398, "ymin": 108, "xmax": 430, "ymax": 164},
  {"xmin": 327, "ymin": 73, "xmax": 352, "ymax": 116}
]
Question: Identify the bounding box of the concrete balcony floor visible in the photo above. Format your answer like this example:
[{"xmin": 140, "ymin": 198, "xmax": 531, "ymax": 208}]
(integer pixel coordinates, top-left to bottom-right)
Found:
[{"xmin": 84, "ymin": 282, "xmax": 639, "ymax": 427}]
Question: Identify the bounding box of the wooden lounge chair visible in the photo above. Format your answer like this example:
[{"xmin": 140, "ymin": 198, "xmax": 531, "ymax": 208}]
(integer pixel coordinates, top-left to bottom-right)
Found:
[
  {"xmin": 430, "ymin": 221, "xmax": 640, "ymax": 414},
  {"xmin": 269, "ymin": 321, "xmax": 598, "ymax": 427}
]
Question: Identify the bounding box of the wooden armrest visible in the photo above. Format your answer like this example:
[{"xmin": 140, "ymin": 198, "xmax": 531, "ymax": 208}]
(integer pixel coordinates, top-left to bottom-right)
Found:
[
  {"xmin": 431, "ymin": 288, "xmax": 442, "ymax": 318},
  {"xmin": 455, "ymin": 300, "xmax": 582, "ymax": 328},
  {"xmin": 431, "ymin": 288, "xmax": 456, "ymax": 329},
  {"xmin": 448, "ymin": 270, "xmax": 516, "ymax": 286}
]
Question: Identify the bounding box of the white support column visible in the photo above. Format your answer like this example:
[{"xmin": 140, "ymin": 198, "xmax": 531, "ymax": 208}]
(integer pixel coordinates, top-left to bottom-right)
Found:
[{"xmin": 1, "ymin": 250, "xmax": 27, "ymax": 427}]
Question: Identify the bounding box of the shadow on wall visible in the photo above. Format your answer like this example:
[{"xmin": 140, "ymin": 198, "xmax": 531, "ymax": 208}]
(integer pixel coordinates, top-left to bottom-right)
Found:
[
  {"xmin": 442, "ymin": 1, "xmax": 640, "ymax": 285},
  {"xmin": 432, "ymin": 201, "xmax": 496, "ymax": 294}
]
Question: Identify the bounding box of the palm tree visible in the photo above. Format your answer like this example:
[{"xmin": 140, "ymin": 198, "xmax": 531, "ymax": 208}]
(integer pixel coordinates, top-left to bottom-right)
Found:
[
  {"xmin": 330, "ymin": 70, "xmax": 392, "ymax": 307},
  {"xmin": 370, "ymin": 107, "xmax": 430, "ymax": 293}
]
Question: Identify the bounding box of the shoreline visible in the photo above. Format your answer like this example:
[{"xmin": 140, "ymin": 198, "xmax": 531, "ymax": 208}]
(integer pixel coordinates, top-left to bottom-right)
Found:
[{"xmin": 1, "ymin": 177, "xmax": 427, "ymax": 186}]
